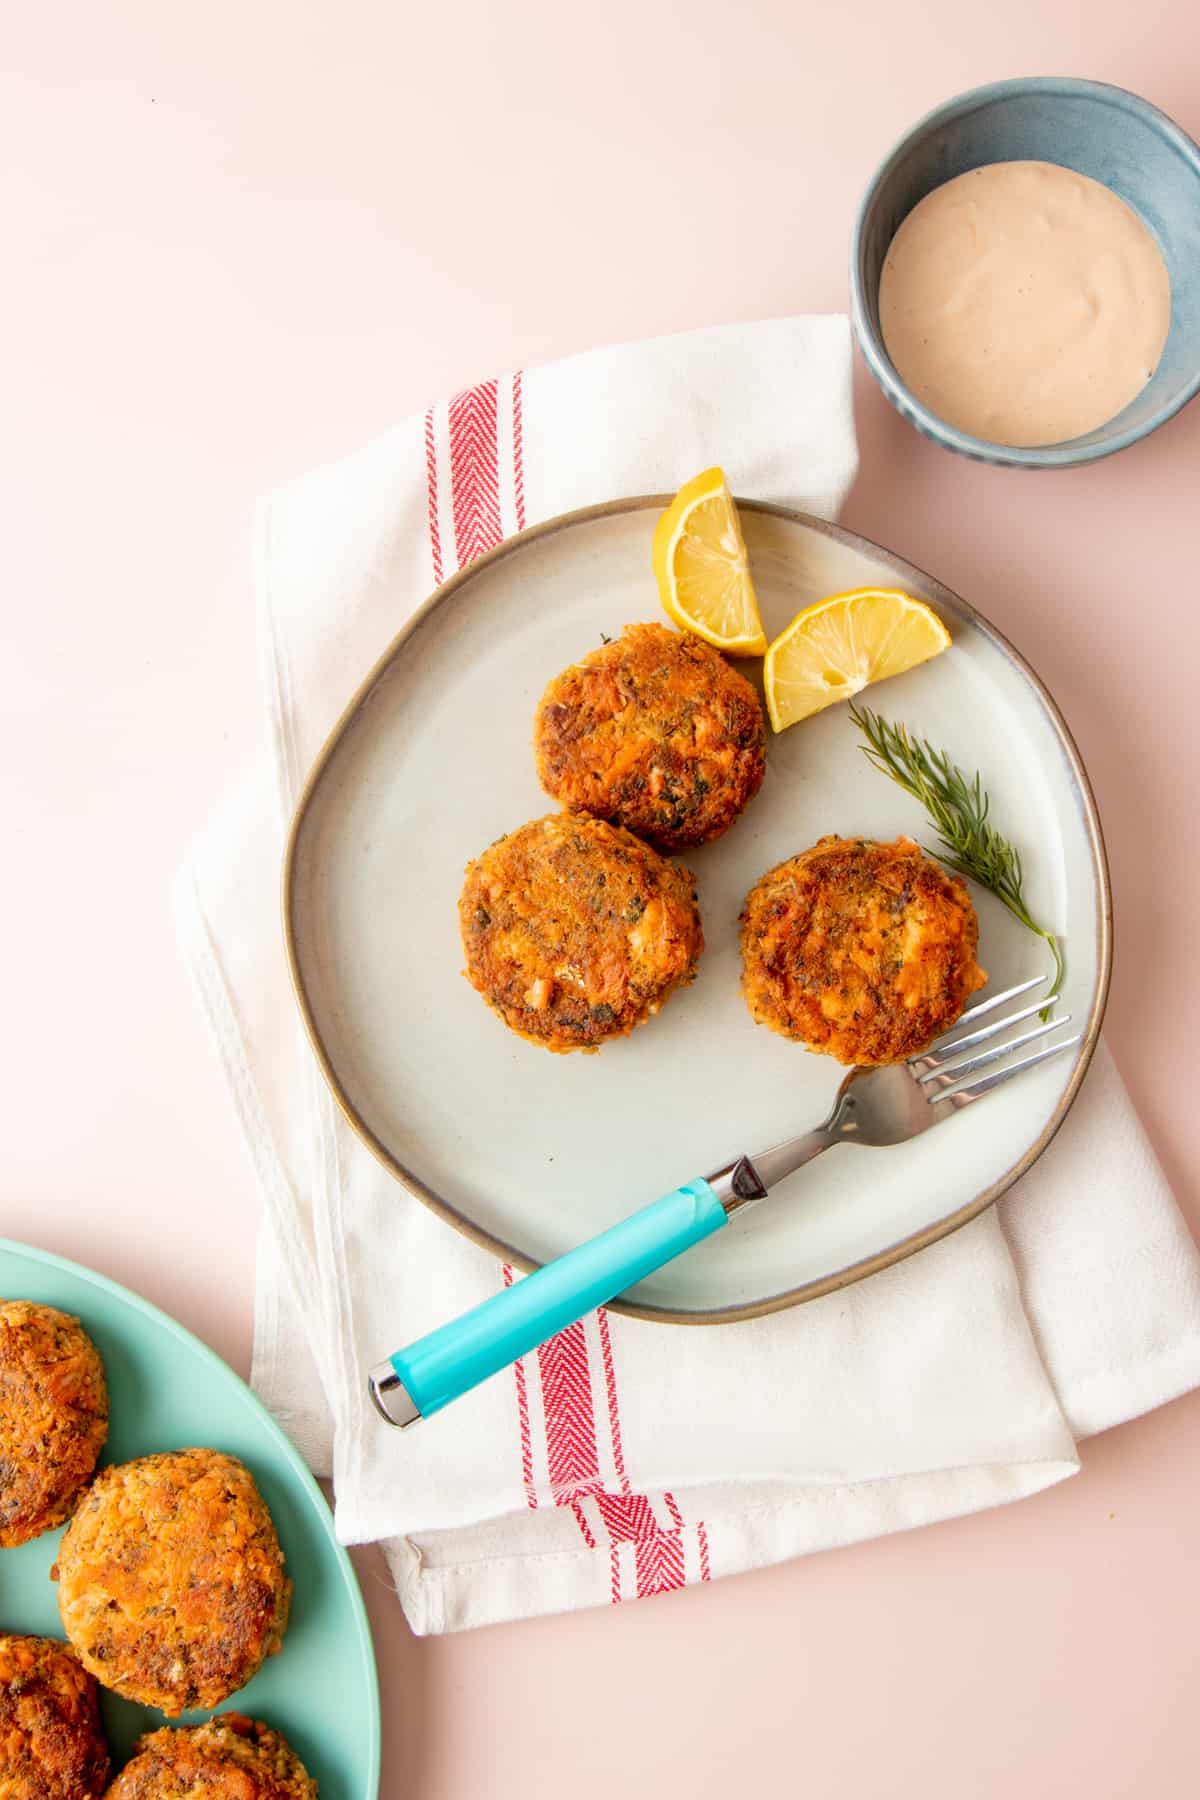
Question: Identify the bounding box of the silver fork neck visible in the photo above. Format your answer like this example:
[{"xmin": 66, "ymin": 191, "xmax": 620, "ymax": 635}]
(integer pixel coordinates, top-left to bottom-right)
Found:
[
  {"xmin": 708, "ymin": 1076, "xmax": 860, "ymax": 1212},
  {"xmin": 742, "ymin": 1125, "xmax": 840, "ymax": 1198},
  {"xmin": 707, "ymin": 1122, "xmax": 840, "ymax": 1216}
]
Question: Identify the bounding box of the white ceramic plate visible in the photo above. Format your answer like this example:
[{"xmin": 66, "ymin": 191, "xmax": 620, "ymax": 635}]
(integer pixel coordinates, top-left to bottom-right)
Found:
[{"xmin": 285, "ymin": 501, "xmax": 1110, "ymax": 1323}]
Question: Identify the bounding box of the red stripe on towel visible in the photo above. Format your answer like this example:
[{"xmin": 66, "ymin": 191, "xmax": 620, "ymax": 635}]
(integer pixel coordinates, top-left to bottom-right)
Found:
[
  {"xmin": 537, "ymin": 1319, "xmax": 602, "ymax": 1502},
  {"xmin": 595, "ymin": 1303, "xmax": 631, "ymax": 1492},
  {"xmin": 502, "ymin": 1264, "xmax": 538, "ymax": 1510},
  {"xmin": 635, "ymin": 1529, "xmax": 688, "ymax": 1599},
  {"xmin": 448, "ymin": 378, "xmax": 502, "ymax": 568},
  {"xmin": 423, "ymin": 406, "xmax": 443, "ymax": 586},
  {"xmin": 513, "ymin": 369, "xmax": 526, "ymax": 531},
  {"xmin": 596, "ymin": 1304, "xmax": 696, "ymax": 1597},
  {"xmin": 571, "ymin": 1499, "xmax": 598, "ymax": 1550}
]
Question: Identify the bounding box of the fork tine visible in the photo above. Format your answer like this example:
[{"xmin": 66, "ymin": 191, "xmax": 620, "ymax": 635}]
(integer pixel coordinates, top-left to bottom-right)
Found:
[
  {"xmin": 912, "ymin": 996, "xmax": 1051, "ymax": 1068},
  {"xmin": 918, "ymin": 1014, "xmax": 1072, "ymax": 1087},
  {"xmin": 949, "ymin": 973, "xmax": 1047, "ymax": 1033},
  {"xmin": 928, "ymin": 1033, "xmax": 1082, "ymax": 1112}
]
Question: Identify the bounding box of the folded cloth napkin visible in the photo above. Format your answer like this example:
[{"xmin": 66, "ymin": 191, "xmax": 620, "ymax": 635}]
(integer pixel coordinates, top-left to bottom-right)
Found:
[{"xmin": 176, "ymin": 316, "xmax": 1200, "ymax": 1635}]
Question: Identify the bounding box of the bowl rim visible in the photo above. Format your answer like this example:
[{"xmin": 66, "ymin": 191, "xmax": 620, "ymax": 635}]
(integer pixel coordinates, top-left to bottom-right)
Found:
[{"xmin": 850, "ymin": 74, "xmax": 1200, "ymax": 468}]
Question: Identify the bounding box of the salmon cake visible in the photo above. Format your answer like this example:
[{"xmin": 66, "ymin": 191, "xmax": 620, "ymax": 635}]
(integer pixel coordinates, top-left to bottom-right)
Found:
[
  {"xmin": 0, "ymin": 1635, "xmax": 110, "ymax": 1800},
  {"xmin": 459, "ymin": 812, "xmax": 703, "ymax": 1052},
  {"xmin": 740, "ymin": 835, "xmax": 986, "ymax": 1065},
  {"xmin": 54, "ymin": 1448, "xmax": 291, "ymax": 1715},
  {"xmin": 107, "ymin": 1715, "xmax": 317, "ymax": 1800},
  {"xmin": 0, "ymin": 1301, "xmax": 108, "ymax": 1548},
  {"xmin": 533, "ymin": 622, "xmax": 766, "ymax": 851}
]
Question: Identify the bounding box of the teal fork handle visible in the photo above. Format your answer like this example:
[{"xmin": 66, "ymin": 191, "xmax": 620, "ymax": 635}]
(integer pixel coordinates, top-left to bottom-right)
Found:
[{"xmin": 370, "ymin": 1179, "xmax": 727, "ymax": 1425}]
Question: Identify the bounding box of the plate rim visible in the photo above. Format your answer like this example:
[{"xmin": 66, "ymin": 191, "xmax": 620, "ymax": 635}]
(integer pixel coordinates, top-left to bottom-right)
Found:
[
  {"xmin": 0, "ymin": 1234, "xmax": 382, "ymax": 1798},
  {"xmin": 282, "ymin": 496, "xmax": 1113, "ymax": 1325}
]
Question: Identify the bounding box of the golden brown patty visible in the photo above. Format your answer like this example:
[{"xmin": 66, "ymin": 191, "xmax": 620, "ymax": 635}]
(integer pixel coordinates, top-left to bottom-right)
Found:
[
  {"xmin": 739, "ymin": 836, "xmax": 986, "ymax": 1065},
  {"xmin": 54, "ymin": 1449, "xmax": 291, "ymax": 1715},
  {"xmin": 459, "ymin": 813, "xmax": 704, "ymax": 1052},
  {"xmin": 106, "ymin": 1715, "xmax": 317, "ymax": 1800},
  {"xmin": 533, "ymin": 622, "xmax": 766, "ymax": 851},
  {"xmin": 0, "ymin": 1634, "xmax": 110, "ymax": 1800},
  {"xmin": 0, "ymin": 1301, "xmax": 108, "ymax": 1548}
]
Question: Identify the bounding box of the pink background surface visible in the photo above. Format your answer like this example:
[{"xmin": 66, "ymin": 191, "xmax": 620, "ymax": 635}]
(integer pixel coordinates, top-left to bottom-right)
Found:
[{"xmin": 4, "ymin": 3, "xmax": 1199, "ymax": 1795}]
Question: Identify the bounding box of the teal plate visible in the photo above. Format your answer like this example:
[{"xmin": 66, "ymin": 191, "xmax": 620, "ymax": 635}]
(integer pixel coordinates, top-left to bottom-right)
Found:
[{"xmin": 0, "ymin": 1238, "xmax": 380, "ymax": 1798}]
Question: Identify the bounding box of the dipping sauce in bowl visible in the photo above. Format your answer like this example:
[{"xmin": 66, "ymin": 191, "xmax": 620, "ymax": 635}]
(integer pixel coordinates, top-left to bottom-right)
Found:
[{"xmin": 878, "ymin": 160, "xmax": 1171, "ymax": 448}]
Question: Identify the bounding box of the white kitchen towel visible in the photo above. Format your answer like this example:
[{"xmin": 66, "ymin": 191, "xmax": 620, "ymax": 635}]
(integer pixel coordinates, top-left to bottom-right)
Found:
[{"xmin": 176, "ymin": 315, "xmax": 1200, "ymax": 1634}]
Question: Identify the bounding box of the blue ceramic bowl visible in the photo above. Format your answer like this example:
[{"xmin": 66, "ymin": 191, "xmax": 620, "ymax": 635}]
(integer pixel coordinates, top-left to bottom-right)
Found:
[{"xmin": 851, "ymin": 77, "xmax": 1200, "ymax": 467}]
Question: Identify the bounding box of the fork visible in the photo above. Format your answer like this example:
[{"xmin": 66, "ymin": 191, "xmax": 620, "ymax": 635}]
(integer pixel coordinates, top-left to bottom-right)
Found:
[{"xmin": 369, "ymin": 975, "xmax": 1078, "ymax": 1428}]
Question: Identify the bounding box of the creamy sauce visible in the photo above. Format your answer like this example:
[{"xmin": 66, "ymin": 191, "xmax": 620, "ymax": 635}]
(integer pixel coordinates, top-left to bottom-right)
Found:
[{"xmin": 878, "ymin": 160, "xmax": 1171, "ymax": 447}]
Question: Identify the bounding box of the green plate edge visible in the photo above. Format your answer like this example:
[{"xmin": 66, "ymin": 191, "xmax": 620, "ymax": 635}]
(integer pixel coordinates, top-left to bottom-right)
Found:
[{"xmin": 0, "ymin": 1237, "xmax": 381, "ymax": 1799}]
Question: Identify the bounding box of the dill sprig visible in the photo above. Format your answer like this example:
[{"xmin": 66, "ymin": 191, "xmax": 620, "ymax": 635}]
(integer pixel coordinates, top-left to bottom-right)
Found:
[{"xmin": 849, "ymin": 702, "xmax": 1063, "ymax": 1012}]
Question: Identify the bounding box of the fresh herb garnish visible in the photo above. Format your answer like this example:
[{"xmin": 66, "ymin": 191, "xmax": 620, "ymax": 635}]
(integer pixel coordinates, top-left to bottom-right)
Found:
[{"xmin": 850, "ymin": 702, "xmax": 1064, "ymax": 1013}]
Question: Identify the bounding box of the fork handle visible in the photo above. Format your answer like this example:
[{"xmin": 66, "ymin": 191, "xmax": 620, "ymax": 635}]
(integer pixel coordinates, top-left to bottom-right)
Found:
[{"xmin": 369, "ymin": 1179, "xmax": 728, "ymax": 1427}]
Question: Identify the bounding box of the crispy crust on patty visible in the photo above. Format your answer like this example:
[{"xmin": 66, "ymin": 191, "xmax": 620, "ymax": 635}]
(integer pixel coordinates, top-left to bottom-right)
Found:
[
  {"xmin": 0, "ymin": 1301, "xmax": 108, "ymax": 1548},
  {"xmin": 0, "ymin": 1634, "xmax": 110, "ymax": 1800},
  {"xmin": 739, "ymin": 836, "xmax": 986, "ymax": 1065},
  {"xmin": 533, "ymin": 622, "xmax": 766, "ymax": 851},
  {"xmin": 459, "ymin": 813, "xmax": 704, "ymax": 1052},
  {"xmin": 107, "ymin": 1714, "xmax": 317, "ymax": 1800},
  {"xmin": 54, "ymin": 1449, "xmax": 291, "ymax": 1716}
]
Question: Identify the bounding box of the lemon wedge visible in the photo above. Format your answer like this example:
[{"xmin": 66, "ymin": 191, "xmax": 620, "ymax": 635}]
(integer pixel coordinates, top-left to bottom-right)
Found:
[
  {"xmin": 652, "ymin": 467, "xmax": 767, "ymax": 656},
  {"xmin": 763, "ymin": 588, "xmax": 950, "ymax": 731}
]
